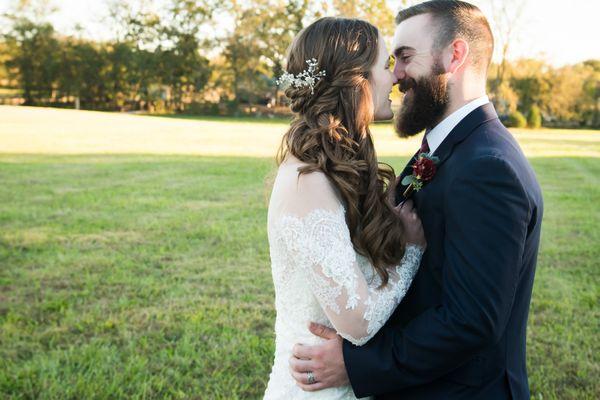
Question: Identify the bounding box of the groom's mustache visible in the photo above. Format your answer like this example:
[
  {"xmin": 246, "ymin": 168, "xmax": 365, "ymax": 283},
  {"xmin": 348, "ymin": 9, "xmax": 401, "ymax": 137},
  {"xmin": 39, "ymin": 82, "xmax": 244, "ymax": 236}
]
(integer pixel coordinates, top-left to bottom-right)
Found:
[{"xmin": 398, "ymin": 78, "xmax": 417, "ymax": 94}]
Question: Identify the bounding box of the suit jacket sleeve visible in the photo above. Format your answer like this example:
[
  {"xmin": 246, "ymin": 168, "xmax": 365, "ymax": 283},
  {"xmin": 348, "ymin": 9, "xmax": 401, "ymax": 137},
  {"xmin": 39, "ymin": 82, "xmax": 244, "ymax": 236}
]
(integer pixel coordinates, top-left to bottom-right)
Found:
[{"xmin": 342, "ymin": 155, "xmax": 531, "ymax": 397}]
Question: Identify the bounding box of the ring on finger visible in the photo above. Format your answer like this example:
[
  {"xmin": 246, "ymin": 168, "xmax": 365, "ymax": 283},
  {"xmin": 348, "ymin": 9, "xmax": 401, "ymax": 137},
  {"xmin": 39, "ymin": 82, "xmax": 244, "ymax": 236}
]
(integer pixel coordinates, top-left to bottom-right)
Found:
[{"xmin": 307, "ymin": 371, "xmax": 316, "ymax": 384}]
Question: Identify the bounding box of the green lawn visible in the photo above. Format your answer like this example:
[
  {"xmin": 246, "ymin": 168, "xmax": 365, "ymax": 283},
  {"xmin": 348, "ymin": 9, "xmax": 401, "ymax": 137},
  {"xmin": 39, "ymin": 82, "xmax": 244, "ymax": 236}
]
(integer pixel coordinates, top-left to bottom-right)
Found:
[{"xmin": 0, "ymin": 108, "xmax": 598, "ymax": 399}]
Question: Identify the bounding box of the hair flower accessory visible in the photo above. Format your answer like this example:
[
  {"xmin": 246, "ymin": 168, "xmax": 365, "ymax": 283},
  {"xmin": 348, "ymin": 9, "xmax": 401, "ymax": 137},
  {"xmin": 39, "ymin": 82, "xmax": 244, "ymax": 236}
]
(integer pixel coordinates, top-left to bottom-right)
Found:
[{"xmin": 276, "ymin": 58, "xmax": 326, "ymax": 95}]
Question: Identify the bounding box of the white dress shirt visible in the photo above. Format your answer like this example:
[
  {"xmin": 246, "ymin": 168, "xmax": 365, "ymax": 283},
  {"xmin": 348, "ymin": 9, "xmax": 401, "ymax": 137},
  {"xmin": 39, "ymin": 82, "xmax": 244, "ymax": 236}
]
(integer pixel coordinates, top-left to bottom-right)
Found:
[{"xmin": 426, "ymin": 95, "xmax": 490, "ymax": 155}]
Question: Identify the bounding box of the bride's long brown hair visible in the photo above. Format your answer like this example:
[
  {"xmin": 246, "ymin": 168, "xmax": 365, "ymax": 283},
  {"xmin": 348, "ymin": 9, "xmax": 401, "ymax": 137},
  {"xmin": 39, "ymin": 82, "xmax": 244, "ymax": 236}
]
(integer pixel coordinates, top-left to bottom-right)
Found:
[{"xmin": 277, "ymin": 17, "xmax": 406, "ymax": 286}]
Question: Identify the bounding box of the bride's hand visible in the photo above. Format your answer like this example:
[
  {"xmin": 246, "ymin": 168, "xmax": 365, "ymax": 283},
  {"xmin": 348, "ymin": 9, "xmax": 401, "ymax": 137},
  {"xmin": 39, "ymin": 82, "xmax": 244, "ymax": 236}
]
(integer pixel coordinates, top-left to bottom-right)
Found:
[{"xmin": 394, "ymin": 199, "xmax": 427, "ymax": 249}]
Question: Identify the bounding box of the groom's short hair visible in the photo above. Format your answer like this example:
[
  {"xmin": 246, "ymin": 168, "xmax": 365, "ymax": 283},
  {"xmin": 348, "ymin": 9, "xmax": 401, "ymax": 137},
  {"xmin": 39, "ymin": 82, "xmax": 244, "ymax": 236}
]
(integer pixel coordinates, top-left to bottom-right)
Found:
[{"xmin": 396, "ymin": 0, "xmax": 494, "ymax": 72}]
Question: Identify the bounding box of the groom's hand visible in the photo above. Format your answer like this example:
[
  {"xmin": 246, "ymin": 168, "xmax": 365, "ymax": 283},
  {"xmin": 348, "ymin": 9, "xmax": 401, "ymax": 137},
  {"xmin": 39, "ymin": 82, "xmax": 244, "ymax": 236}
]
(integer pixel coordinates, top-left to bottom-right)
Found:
[{"xmin": 289, "ymin": 322, "xmax": 350, "ymax": 391}]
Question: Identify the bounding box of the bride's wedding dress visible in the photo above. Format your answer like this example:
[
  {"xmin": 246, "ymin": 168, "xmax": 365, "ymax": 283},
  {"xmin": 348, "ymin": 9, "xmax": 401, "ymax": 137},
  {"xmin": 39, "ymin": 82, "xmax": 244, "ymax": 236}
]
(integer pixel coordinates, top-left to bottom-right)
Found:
[{"xmin": 263, "ymin": 158, "xmax": 423, "ymax": 399}]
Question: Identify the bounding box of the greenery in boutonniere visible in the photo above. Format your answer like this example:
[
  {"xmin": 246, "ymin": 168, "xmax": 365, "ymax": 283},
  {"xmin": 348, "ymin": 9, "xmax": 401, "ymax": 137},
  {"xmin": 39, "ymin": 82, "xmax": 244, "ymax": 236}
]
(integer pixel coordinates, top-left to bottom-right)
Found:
[{"xmin": 402, "ymin": 153, "xmax": 440, "ymax": 198}]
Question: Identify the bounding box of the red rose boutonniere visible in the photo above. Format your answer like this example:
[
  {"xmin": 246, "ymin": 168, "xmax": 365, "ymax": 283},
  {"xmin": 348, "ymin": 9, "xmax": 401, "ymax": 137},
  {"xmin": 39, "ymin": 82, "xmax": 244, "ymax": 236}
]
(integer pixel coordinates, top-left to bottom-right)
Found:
[{"xmin": 401, "ymin": 152, "xmax": 439, "ymax": 198}]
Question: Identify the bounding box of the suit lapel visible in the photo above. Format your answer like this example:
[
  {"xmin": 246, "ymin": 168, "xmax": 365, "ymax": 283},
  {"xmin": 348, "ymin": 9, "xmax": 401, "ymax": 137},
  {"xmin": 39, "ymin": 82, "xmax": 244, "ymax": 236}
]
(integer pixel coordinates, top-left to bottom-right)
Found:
[
  {"xmin": 432, "ymin": 102, "xmax": 499, "ymax": 169},
  {"xmin": 394, "ymin": 103, "xmax": 499, "ymax": 205}
]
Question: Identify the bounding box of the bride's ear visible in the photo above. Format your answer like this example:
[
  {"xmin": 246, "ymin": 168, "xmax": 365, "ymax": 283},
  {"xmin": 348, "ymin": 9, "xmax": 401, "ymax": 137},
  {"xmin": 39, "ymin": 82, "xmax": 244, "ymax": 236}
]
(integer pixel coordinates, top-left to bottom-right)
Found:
[{"xmin": 446, "ymin": 39, "xmax": 469, "ymax": 74}]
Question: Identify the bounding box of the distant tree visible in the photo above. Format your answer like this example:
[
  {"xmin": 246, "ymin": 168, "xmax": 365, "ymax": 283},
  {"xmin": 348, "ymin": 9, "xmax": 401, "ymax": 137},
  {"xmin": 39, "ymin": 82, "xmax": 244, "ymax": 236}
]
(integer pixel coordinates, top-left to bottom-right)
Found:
[
  {"xmin": 105, "ymin": 41, "xmax": 134, "ymax": 110},
  {"xmin": 102, "ymin": 0, "xmax": 214, "ymax": 111},
  {"xmin": 0, "ymin": 41, "xmax": 10, "ymax": 85},
  {"xmin": 485, "ymin": 0, "xmax": 527, "ymax": 111},
  {"xmin": 222, "ymin": 25, "xmax": 263, "ymax": 107},
  {"xmin": 580, "ymin": 60, "xmax": 599, "ymax": 128},
  {"xmin": 168, "ymin": 0, "xmax": 217, "ymax": 37},
  {"xmin": 248, "ymin": 0, "xmax": 318, "ymax": 105},
  {"xmin": 331, "ymin": 0, "xmax": 395, "ymax": 36},
  {"xmin": 509, "ymin": 59, "xmax": 552, "ymax": 115},
  {"xmin": 3, "ymin": 18, "xmax": 60, "ymax": 104},
  {"xmin": 56, "ymin": 38, "xmax": 108, "ymax": 109},
  {"xmin": 489, "ymin": 79, "xmax": 518, "ymax": 116},
  {"xmin": 219, "ymin": 0, "xmax": 347, "ymax": 108},
  {"xmin": 486, "ymin": 0, "xmax": 526, "ymax": 87},
  {"xmin": 159, "ymin": 30, "xmax": 210, "ymax": 111},
  {"xmin": 160, "ymin": 0, "xmax": 214, "ymax": 110},
  {"xmin": 544, "ymin": 64, "xmax": 591, "ymax": 125}
]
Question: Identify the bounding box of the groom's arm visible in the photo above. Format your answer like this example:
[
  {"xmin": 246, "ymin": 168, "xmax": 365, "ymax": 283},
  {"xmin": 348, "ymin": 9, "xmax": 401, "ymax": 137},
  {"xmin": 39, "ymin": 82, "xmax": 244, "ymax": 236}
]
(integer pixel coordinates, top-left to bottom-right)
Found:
[{"xmin": 343, "ymin": 156, "xmax": 531, "ymax": 397}]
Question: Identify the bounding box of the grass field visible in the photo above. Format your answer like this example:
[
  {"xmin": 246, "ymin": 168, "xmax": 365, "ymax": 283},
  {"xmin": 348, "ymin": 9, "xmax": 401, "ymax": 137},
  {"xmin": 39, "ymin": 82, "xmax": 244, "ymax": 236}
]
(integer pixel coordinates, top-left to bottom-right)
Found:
[{"xmin": 0, "ymin": 106, "xmax": 599, "ymax": 399}]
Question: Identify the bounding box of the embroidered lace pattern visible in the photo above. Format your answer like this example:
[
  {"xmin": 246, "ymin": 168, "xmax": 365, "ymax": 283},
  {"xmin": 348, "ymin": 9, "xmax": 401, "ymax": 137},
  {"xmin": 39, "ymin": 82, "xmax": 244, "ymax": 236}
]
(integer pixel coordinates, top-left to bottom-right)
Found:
[{"xmin": 263, "ymin": 160, "xmax": 423, "ymax": 399}]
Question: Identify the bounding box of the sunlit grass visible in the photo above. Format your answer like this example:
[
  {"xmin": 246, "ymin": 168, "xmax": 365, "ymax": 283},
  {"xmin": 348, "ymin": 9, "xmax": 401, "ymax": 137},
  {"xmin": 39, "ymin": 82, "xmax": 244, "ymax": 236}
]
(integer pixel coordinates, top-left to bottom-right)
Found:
[{"xmin": 1, "ymin": 106, "xmax": 598, "ymax": 158}]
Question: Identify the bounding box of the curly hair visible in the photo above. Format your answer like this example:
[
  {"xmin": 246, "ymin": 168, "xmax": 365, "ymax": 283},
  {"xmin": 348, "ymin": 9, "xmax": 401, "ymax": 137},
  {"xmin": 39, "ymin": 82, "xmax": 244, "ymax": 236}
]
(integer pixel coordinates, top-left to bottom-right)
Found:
[{"xmin": 276, "ymin": 17, "xmax": 406, "ymax": 286}]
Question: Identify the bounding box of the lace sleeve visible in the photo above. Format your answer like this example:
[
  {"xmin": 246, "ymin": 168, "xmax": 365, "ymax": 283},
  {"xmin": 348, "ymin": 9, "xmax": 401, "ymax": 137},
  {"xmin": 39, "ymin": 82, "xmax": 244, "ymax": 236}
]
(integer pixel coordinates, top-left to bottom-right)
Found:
[{"xmin": 274, "ymin": 170, "xmax": 423, "ymax": 346}]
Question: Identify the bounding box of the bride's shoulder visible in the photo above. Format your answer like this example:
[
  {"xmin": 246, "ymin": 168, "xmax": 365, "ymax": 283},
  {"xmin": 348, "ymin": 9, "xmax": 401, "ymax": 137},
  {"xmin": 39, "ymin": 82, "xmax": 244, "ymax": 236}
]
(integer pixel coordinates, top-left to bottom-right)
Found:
[
  {"xmin": 278, "ymin": 157, "xmax": 331, "ymax": 192},
  {"xmin": 273, "ymin": 157, "xmax": 341, "ymax": 210}
]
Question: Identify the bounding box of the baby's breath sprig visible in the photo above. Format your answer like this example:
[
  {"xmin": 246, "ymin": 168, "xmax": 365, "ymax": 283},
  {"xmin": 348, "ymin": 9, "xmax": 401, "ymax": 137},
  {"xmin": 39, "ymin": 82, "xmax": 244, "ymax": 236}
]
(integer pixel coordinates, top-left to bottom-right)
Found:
[{"xmin": 276, "ymin": 58, "xmax": 326, "ymax": 95}]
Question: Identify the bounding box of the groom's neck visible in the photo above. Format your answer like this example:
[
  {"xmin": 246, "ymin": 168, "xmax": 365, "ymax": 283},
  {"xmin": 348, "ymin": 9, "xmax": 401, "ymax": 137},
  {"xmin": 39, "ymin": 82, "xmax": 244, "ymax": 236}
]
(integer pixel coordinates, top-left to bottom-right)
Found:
[{"xmin": 439, "ymin": 73, "xmax": 488, "ymax": 123}]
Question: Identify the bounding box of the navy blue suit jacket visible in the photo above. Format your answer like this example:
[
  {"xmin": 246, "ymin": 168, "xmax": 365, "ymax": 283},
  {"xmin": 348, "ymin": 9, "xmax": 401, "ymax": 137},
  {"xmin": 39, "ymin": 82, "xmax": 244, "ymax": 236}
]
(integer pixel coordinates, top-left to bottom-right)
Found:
[{"xmin": 342, "ymin": 103, "xmax": 543, "ymax": 399}]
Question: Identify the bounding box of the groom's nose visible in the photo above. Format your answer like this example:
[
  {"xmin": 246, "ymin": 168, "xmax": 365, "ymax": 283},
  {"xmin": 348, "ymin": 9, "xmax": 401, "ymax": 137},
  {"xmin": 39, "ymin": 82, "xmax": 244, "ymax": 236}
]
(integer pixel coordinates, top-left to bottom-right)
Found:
[{"xmin": 393, "ymin": 62, "xmax": 406, "ymax": 80}]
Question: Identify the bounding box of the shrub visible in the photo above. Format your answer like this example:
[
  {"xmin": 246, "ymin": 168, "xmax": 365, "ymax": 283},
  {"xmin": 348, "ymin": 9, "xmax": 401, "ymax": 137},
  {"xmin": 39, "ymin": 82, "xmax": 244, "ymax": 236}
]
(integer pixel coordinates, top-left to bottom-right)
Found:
[
  {"xmin": 527, "ymin": 105, "xmax": 542, "ymax": 129},
  {"xmin": 505, "ymin": 111, "xmax": 527, "ymax": 128},
  {"xmin": 185, "ymin": 101, "xmax": 219, "ymax": 115}
]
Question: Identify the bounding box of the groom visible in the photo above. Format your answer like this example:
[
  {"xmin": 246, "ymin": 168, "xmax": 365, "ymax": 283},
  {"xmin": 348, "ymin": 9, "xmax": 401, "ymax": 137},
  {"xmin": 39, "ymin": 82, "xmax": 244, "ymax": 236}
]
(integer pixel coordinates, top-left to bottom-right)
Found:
[{"xmin": 289, "ymin": 1, "xmax": 543, "ymax": 399}]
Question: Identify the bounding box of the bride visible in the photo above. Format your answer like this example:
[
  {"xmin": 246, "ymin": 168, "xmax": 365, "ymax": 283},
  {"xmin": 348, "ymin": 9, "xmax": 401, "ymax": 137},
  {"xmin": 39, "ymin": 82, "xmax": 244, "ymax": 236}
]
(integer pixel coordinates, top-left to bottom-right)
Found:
[{"xmin": 264, "ymin": 17, "xmax": 426, "ymax": 399}]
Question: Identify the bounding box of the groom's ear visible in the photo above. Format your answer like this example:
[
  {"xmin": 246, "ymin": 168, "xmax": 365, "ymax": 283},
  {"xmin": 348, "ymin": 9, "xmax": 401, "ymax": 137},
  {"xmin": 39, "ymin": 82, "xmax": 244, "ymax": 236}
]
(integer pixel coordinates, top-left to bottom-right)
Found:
[{"xmin": 446, "ymin": 39, "xmax": 469, "ymax": 74}]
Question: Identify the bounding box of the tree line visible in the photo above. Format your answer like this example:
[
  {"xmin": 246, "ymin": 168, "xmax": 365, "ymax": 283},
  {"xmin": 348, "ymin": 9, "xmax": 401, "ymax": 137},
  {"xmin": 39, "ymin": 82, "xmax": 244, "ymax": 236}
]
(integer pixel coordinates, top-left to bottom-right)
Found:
[
  {"xmin": 0, "ymin": 0, "xmax": 597, "ymax": 128},
  {"xmin": 488, "ymin": 59, "xmax": 598, "ymax": 128}
]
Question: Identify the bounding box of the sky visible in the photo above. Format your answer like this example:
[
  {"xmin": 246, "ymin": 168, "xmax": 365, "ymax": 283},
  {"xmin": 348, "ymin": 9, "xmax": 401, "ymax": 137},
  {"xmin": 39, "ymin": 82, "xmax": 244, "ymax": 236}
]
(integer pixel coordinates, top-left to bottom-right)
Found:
[{"xmin": 0, "ymin": 0, "xmax": 598, "ymax": 66}]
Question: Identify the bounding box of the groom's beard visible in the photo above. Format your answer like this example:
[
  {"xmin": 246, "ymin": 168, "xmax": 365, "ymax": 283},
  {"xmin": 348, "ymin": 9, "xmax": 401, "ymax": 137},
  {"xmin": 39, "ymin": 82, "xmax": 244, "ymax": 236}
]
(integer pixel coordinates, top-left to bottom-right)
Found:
[{"xmin": 394, "ymin": 63, "xmax": 450, "ymax": 138}]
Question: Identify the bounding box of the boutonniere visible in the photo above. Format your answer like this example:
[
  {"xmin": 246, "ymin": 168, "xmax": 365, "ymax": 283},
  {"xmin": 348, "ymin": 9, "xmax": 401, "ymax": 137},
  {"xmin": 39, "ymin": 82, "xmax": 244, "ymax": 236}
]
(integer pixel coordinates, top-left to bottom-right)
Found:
[{"xmin": 401, "ymin": 152, "xmax": 439, "ymax": 198}]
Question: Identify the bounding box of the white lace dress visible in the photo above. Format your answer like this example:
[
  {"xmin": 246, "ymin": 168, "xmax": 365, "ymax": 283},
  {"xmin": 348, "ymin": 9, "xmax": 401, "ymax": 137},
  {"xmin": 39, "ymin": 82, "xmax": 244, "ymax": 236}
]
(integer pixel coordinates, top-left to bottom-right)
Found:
[{"xmin": 263, "ymin": 159, "xmax": 423, "ymax": 400}]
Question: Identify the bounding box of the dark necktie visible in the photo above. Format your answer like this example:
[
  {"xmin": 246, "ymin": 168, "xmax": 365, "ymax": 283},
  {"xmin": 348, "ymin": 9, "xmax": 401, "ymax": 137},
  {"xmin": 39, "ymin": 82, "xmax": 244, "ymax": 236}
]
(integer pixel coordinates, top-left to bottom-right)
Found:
[{"xmin": 419, "ymin": 134, "xmax": 430, "ymax": 154}]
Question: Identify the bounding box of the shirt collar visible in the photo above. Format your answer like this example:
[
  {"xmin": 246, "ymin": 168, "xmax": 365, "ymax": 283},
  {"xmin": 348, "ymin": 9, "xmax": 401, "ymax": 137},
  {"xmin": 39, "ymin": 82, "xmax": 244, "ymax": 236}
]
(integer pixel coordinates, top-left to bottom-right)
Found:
[{"xmin": 426, "ymin": 95, "xmax": 490, "ymax": 154}]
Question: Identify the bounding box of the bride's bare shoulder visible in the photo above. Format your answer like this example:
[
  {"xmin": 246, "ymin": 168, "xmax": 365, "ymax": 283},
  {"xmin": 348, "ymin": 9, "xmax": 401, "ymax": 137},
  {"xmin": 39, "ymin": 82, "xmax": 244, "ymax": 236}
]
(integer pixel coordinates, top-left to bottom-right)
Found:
[
  {"xmin": 277, "ymin": 156, "xmax": 329, "ymax": 189},
  {"xmin": 271, "ymin": 155, "xmax": 342, "ymax": 214}
]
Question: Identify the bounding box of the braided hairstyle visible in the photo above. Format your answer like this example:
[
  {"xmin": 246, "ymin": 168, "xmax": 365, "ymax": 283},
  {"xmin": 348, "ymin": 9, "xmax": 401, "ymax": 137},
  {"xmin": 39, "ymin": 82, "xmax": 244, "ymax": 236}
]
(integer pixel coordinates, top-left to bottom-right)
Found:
[{"xmin": 277, "ymin": 17, "xmax": 406, "ymax": 286}]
